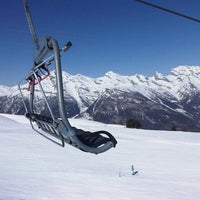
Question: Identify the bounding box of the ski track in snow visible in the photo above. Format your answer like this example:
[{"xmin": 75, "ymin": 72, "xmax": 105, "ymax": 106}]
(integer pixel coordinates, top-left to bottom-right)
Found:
[{"xmin": 0, "ymin": 114, "xmax": 200, "ymax": 200}]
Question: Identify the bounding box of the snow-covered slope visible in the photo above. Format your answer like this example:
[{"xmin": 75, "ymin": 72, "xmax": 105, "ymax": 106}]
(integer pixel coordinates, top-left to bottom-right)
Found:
[
  {"xmin": 2, "ymin": 65, "xmax": 200, "ymax": 105},
  {"xmin": 0, "ymin": 114, "xmax": 200, "ymax": 200},
  {"xmin": 1, "ymin": 65, "xmax": 200, "ymax": 130},
  {"xmin": 61, "ymin": 65, "xmax": 200, "ymax": 103}
]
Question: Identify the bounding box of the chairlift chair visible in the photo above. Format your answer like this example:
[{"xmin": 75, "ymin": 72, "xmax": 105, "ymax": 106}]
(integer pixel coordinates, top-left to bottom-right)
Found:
[{"xmin": 18, "ymin": 0, "xmax": 117, "ymax": 154}]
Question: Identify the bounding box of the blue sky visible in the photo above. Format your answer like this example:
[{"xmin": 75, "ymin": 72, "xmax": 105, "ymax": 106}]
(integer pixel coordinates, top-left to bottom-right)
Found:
[{"xmin": 1, "ymin": 0, "xmax": 200, "ymax": 86}]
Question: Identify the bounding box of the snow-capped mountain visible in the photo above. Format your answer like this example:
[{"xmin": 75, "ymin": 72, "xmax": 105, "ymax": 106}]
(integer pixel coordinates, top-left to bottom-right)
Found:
[{"xmin": 1, "ymin": 65, "xmax": 200, "ymax": 131}]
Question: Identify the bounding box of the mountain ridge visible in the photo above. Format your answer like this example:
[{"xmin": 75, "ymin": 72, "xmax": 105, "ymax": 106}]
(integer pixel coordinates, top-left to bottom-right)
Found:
[{"xmin": 1, "ymin": 65, "xmax": 200, "ymax": 131}]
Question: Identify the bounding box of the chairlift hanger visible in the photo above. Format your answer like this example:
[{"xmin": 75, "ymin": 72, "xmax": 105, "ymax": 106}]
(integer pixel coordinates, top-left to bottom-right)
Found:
[{"xmin": 18, "ymin": 0, "xmax": 117, "ymax": 154}]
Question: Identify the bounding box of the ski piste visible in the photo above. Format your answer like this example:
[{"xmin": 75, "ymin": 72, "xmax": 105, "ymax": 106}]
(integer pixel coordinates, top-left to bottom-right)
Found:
[{"xmin": 18, "ymin": 0, "xmax": 117, "ymax": 154}]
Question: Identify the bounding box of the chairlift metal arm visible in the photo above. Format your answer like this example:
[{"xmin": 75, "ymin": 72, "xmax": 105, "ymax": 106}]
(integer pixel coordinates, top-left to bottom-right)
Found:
[
  {"xmin": 23, "ymin": 0, "xmax": 39, "ymax": 46},
  {"xmin": 48, "ymin": 38, "xmax": 73, "ymax": 132}
]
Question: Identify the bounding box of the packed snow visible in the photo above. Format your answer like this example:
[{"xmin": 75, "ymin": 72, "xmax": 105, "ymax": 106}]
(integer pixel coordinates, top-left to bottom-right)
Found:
[{"xmin": 0, "ymin": 113, "xmax": 200, "ymax": 200}]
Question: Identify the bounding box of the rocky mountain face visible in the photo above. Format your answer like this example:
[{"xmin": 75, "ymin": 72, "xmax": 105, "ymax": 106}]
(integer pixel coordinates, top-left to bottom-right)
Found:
[{"xmin": 1, "ymin": 66, "xmax": 200, "ymax": 131}]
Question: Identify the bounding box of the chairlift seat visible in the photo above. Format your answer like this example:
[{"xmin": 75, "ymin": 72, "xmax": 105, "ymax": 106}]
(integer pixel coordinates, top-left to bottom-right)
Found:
[
  {"xmin": 26, "ymin": 113, "xmax": 117, "ymax": 154},
  {"xmin": 19, "ymin": 0, "xmax": 117, "ymax": 154}
]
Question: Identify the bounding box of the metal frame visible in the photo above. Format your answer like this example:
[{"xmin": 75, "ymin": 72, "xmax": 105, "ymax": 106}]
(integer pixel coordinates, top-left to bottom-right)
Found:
[{"xmin": 18, "ymin": 0, "xmax": 117, "ymax": 154}]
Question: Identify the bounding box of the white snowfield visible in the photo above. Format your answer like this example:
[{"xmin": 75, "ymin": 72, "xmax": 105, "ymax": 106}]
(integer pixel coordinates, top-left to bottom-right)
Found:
[{"xmin": 0, "ymin": 114, "xmax": 200, "ymax": 200}]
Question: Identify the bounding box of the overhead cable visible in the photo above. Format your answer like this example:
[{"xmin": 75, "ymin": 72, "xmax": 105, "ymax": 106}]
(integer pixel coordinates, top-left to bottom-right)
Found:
[{"xmin": 135, "ymin": 0, "xmax": 200, "ymax": 23}]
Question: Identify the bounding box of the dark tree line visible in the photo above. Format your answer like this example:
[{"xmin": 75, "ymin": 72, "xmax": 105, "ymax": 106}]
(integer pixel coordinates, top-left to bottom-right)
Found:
[{"xmin": 126, "ymin": 119, "xmax": 142, "ymax": 129}]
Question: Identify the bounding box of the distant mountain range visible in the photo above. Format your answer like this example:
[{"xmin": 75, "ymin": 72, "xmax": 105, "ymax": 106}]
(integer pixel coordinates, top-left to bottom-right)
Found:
[{"xmin": 1, "ymin": 65, "xmax": 200, "ymax": 131}]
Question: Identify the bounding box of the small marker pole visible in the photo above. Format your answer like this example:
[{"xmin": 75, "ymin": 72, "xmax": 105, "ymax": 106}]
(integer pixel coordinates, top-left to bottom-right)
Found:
[{"xmin": 119, "ymin": 167, "xmax": 121, "ymax": 177}]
